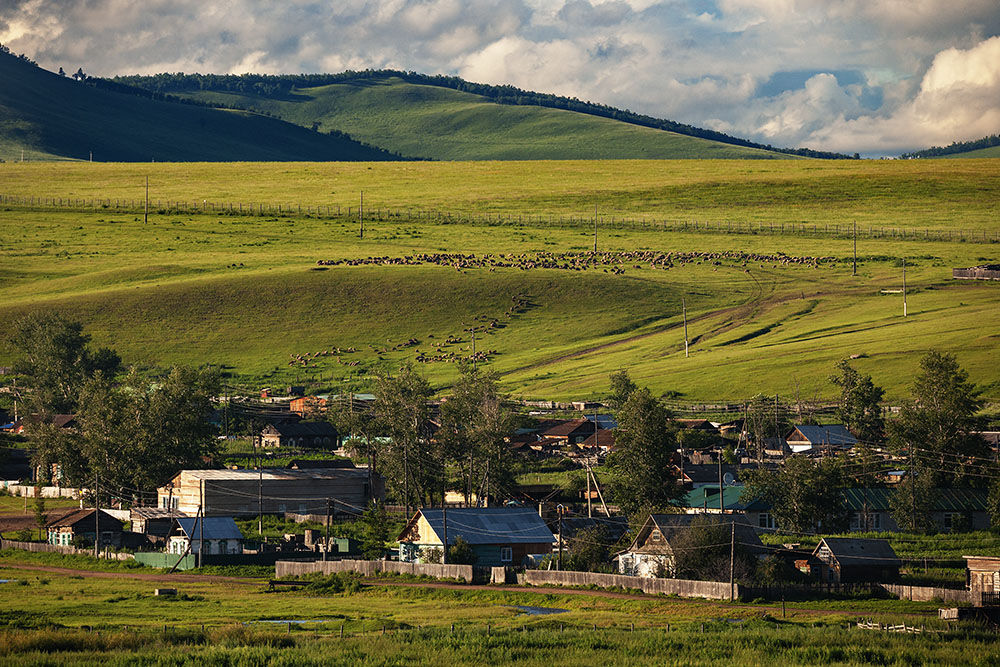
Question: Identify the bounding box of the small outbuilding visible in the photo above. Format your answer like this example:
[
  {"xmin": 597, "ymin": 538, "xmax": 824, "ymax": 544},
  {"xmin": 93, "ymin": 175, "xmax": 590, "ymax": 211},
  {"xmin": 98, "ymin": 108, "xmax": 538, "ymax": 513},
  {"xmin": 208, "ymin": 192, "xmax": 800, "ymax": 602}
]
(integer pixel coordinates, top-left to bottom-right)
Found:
[
  {"xmin": 812, "ymin": 537, "xmax": 900, "ymax": 583},
  {"xmin": 785, "ymin": 424, "xmax": 858, "ymax": 454}
]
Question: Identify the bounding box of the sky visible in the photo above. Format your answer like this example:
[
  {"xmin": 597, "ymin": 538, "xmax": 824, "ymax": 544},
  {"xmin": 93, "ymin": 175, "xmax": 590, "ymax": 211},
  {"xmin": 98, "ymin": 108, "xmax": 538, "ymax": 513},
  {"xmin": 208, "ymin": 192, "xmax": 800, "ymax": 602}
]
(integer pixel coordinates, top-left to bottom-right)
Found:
[{"xmin": 1, "ymin": 0, "xmax": 998, "ymax": 155}]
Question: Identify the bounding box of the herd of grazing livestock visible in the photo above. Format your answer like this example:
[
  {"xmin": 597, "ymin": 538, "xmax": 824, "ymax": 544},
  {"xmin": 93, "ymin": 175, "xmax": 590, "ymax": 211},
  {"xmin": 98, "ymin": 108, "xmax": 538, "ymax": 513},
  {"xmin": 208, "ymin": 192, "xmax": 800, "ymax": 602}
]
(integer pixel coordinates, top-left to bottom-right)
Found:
[{"xmin": 317, "ymin": 249, "xmax": 832, "ymax": 274}]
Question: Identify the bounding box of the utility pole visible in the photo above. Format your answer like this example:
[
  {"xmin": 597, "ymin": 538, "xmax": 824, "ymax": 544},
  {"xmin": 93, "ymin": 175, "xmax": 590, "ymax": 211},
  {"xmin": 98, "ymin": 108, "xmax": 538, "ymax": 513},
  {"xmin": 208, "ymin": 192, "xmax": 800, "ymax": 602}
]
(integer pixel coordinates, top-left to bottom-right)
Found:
[
  {"xmin": 717, "ymin": 450, "xmax": 724, "ymax": 514},
  {"xmin": 442, "ymin": 497, "xmax": 448, "ymax": 565},
  {"xmin": 852, "ymin": 222, "xmax": 857, "ymax": 276},
  {"xmin": 93, "ymin": 474, "xmax": 99, "ymax": 559},
  {"xmin": 593, "ymin": 204, "xmax": 598, "ymax": 253},
  {"xmin": 682, "ymin": 297, "xmax": 689, "ymax": 358},
  {"xmin": 255, "ymin": 422, "xmax": 263, "ymax": 537},
  {"xmin": 902, "ymin": 258, "xmax": 907, "ymax": 317},
  {"xmin": 323, "ymin": 498, "xmax": 331, "ymax": 562},
  {"xmin": 198, "ymin": 479, "xmax": 205, "ymax": 568},
  {"xmin": 729, "ymin": 521, "xmax": 736, "ymax": 601},
  {"xmin": 144, "ymin": 175, "xmax": 149, "ymax": 224},
  {"xmin": 556, "ymin": 505, "xmax": 564, "ymax": 571},
  {"xmin": 586, "ymin": 462, "xmax": 592, "ymax": 518},
  {"xmin": 359, "ymin": 190, "xmax": 364, "ymax": 239}
]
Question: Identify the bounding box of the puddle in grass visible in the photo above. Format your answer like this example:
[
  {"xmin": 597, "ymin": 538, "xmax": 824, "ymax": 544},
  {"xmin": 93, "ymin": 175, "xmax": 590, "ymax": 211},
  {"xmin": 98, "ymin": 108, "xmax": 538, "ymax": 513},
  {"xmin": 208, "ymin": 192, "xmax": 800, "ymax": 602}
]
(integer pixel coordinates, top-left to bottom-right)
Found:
[
  {"xmin": 0, "ymin": 580, "xmax": 16, "ymax": 584},
  {"xmin": 510, "ymin": 605, "xmax": 569, "ymax": 616}
]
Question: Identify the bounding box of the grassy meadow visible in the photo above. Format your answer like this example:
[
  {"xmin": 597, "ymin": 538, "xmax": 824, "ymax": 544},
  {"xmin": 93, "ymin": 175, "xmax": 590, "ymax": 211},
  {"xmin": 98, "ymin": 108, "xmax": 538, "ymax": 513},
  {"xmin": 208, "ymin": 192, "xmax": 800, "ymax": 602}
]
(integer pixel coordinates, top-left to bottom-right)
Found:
[
  {"xmin": 171, "ymin": 76, "xmax": 785, "ymax": 161},
  {"xmin": 3, "ymin": 553, "xmax": 994, "ymax": 665},
  {"xmin": 1, "ymin": 160, "xmax": 998, "ymax": 402}
]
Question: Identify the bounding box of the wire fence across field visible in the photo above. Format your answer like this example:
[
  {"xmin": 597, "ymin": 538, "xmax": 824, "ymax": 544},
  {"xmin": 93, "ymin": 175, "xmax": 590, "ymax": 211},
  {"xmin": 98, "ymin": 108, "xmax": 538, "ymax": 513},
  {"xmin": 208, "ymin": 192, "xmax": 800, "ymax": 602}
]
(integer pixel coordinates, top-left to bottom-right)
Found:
[{"xmin": 2, "ymin": 193, "xmax": 998, "ymax": 244}]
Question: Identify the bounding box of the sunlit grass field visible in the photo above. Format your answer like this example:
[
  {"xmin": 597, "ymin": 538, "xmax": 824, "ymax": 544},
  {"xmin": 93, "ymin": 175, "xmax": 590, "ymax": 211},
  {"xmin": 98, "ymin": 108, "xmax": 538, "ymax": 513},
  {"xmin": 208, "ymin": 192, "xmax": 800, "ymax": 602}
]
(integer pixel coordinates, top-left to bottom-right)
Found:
[
  {"xmin": 3, "ymin": 554, "xmax": 989, "ymax": 665},
  {"xmin": 1, "ymin": 160, "xmax": 998, "ymax": 402}
]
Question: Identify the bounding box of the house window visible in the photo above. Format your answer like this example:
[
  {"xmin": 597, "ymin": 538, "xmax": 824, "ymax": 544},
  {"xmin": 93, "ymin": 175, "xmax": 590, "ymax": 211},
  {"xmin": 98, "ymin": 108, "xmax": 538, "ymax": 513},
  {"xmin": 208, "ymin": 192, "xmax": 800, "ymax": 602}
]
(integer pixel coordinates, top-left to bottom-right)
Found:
[
  {"xmin": 758, "ymin": 513, "xmax": 775, "ymax": 530},
  {"xmin": 650, "ymin": 530, "xmax": 662, "ymax": 542},
  {"xmin": 500, "ymin": 547, "xmax": 512, "ymax": 562}
]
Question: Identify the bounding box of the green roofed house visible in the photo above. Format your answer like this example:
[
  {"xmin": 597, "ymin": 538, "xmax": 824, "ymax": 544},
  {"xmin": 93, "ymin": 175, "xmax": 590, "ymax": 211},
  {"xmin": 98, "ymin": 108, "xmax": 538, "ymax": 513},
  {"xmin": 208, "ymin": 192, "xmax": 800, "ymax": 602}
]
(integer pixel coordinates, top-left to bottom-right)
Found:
[
  {"xmin": 841, "ymin": 487, "xmax": 990, "ymax": 533},
  {"xmin": 397, "ymin": 507, "xmax": 554, "ymax": 567}
]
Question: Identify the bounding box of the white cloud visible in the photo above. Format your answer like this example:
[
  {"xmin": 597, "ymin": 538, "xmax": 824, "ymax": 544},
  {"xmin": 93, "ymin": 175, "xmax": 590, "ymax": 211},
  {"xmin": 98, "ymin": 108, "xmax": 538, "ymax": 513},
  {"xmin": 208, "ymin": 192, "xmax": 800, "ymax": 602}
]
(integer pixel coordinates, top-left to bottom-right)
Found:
[{"xmin": 0, "ymin": 0, "xmax": 997, "ymax": 154}]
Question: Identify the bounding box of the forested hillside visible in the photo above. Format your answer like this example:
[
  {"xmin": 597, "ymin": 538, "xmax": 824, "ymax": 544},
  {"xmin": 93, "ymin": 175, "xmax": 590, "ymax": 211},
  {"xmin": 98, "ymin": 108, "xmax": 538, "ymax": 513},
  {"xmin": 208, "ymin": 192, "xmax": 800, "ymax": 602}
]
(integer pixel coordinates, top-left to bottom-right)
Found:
[{"xmin": 0, "ymin": 47, "xmax": 402, "ymax": 162}]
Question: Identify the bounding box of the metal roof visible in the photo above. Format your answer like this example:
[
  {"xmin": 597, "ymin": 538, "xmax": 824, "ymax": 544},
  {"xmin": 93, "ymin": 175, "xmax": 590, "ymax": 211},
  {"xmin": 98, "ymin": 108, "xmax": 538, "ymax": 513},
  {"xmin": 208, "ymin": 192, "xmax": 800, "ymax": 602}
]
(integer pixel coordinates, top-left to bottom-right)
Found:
[
  {"xmin": 816, "ymin": 537, "xmax": 900, "ymax": 566},
  {"xmin": 175, "ymin": 517, "xmax": 244, "ymax": 541},
  {"xmin": 841, "ymin": 487, "xmax": 988, "ymax": 512},
  {"xmin": 788, "ymin": 424, "xmax": 858, "ymax": 446},
  {"xmin": 170, "ymin": 468, "xmax": 369, "ymax": 483},
  {"xmin": 414, "ymin": 508, "xmax": 554, "ymax": 545}
]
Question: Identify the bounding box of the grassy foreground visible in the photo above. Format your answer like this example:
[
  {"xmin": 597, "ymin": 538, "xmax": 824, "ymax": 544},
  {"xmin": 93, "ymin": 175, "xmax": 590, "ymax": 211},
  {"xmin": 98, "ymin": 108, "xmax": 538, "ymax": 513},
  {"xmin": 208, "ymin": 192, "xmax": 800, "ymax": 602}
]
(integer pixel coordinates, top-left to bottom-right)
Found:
[
  {"xmin": 1, "ymin": 160, "xmax": 998, "ymax": 401},
  {"xmin": 0, "ymin": 554, "xmax": 990, "ymax": 665}
]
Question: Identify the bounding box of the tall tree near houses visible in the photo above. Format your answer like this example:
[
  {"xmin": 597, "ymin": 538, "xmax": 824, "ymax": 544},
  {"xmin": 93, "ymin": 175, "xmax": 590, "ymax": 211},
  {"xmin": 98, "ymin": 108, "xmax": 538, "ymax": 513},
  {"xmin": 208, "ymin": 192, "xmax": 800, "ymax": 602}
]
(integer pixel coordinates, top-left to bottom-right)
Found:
[
  {"xmin": 830, "ymin": 359, "xmax": 885, "ymax": 443},
  {"xmin": 889, "ymin": 350, "xmax": 987, "ymax": 486},
  {"xmin": 606, "ymin": 369, "xmax": 638, "ymax": 413},
  {"xmin": 438, "ymin": 365, "xmax": 514, "ymax": 506},
  {"xmin": 374, "ymin": 365, "xmax": 438, "ymax": 512},
  {"xmin": 607, "ymin": 386, "xmax": 684, "ymax": 516},
  {"xmin": 741, "ymin": 456, "xmax": 849, "ymax": 533},
  {"xmin": 77, "ymin": 366, "xmax": 219, "ymax": 503},
  {"xmin": 11, "ymin": 312, "xmax": 121, "ymax": 416}
]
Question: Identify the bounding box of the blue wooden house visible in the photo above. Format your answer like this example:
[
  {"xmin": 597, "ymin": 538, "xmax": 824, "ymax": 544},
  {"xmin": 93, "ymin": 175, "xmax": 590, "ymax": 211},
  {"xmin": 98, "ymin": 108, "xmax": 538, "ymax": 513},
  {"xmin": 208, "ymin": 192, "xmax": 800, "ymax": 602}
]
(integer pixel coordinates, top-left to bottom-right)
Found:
[{"xmin": 397, "ymin": 507, "xmax": 554, "ymax": 567}]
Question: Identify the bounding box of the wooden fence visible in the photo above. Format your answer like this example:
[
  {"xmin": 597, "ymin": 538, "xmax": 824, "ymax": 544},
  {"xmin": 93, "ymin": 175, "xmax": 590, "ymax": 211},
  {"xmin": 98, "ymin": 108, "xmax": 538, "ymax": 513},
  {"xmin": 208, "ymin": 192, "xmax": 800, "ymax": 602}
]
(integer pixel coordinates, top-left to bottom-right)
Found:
[
  {"xmin": 275, "ymin": 558, "xmax": 475, "ymax": 582},
  {"xmin": 2, "ymin": 192, "xmax": 997, "ymax": 244},
  {"xmin": 0, "ymin": 538, "xmax": 134, "ymax": 561}
]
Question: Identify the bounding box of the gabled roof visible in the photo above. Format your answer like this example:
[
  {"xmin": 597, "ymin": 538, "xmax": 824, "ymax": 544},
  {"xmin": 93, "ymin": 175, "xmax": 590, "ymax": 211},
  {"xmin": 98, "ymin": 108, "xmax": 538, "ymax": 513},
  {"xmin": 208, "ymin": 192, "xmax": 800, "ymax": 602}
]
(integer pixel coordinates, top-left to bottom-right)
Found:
[
  {"xmin": 539, "ymin": 419, "xmax": 593, "ymax": 438},
  {"xmin": 787, "ymin": 424, "xmax": 858, "ymax": 446},
  {"xmin": 681, "ymin": 485, "xmax": 771, "ymax": 512},
  {"xmin": 815, "ymin": 537, "xmax": 899, "ymax": 567},
  {"xmin": 579, "ymin": 429, "xmax": 615, "ymax": 448},
  {"xmin": 46, "ymin": 509, "xmax": 122, "ymax": 531},
  {"xmin": 625, "ymin": 513, "xmax": 765, "ymax": 556},
  {"xmin": 174, "ymin": 517, "xmax": 243, "ymax": 541},
  {"xmin": 286, "ymin": 458, "xmax": 355, "ymax": 469},
  {"xmin": 402, "ymin": 507, "xmax": 554, "ymax": 546},
  {"xmin": 264, "ymin": 421, "xmax": 337, "ymax": 437}
]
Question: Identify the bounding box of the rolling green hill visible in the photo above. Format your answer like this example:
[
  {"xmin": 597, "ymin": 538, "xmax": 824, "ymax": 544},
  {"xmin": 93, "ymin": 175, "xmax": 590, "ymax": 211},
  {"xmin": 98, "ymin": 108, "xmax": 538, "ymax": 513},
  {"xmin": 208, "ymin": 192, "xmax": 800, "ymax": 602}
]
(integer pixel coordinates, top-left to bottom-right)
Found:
[
  {"xmin": 0, "ymin": 51, "xmax": 398, "ymax": 162},
  {"xmin": 115, "ymin": 73, "xmax": 793, "ymax": 161},
  {"xmin": 1, "ymin": 161, "xmax": 999, "ymax": 403},
  {"xmin": 900, "ymin": 134, "xmax": 1000, "ymax": 159}
]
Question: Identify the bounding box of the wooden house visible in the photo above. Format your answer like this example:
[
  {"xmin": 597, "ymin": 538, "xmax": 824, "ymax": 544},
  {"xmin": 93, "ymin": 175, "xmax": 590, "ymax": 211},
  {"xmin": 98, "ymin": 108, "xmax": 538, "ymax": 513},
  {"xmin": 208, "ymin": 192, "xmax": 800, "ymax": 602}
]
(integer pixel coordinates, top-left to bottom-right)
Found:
[
  {"xmin": 397, "ymin": 507, "xmax": 554, "ymax": 567},
  {"xmin": 617, "ymin": 514, "xmax": 765, "ymax": 578},
  {"xmin": 130, "ymin": 507, "xmax": 187, "ymax": 540},
  {"xmin": 965, "ymin": 556, "xmax": 1000, "ymax": 603},
  {"xmin": 156, "ymin": 468, "xmax": 383, "ymax": 517},
  {"xmin": 260, "ymin": 421, "xmax": 338, "ymax": 449},
  {"xmin": 46, "ymin": 509, "xmax": 123, "ymax": 548},
  {"xmin": 537, "ymin": 419, "xmax": 597, "ymax": 448},
  {"xmin": 168, "ymin": 517, "xmax": 244, "ymax": 556},
  {"xmin": 812, "ymin": 537, "xmax": 900, "ymax": 583},
  {"xmin": 289, "ymin": 396, "xmax": 328, "ymax": 417}
]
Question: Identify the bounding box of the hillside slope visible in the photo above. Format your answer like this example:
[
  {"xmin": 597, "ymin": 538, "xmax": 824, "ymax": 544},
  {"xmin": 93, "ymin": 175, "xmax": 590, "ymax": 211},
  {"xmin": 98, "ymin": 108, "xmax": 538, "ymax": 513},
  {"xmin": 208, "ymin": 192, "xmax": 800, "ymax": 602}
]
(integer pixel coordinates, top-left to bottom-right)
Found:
[
  {"xmin": 118, "ymin": 74, "xmax": 792, "ymax": 161},
  {"xmin": 0, "ymin": 52, "xmax": 399, "ymax": 162}
]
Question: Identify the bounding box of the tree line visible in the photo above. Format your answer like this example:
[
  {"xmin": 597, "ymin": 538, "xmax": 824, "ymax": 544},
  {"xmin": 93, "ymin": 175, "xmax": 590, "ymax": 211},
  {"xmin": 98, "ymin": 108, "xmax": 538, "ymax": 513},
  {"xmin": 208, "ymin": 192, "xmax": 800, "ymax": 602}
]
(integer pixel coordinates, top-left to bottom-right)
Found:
[{"xmin": 900, "ymin": 135, "xmax": 1000, "ymax": 159}]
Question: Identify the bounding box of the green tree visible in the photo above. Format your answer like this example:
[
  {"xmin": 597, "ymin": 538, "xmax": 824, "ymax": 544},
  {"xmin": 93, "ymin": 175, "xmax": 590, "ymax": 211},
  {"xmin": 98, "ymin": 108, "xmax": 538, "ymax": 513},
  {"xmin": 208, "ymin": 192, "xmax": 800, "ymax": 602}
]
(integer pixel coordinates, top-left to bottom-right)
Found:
[
  {"xmin": 607, "ymin": 387, "xmax": 684, "ymax": 516},
  {"xmin": 75, "ymin": 366, "xmax": 219, "ymax": 501},
  {"xmin": 670, "ymin": 516, "xmax": 756, "ymax": 582},
  {"xmin": 889, "ymin": 351, "xmax": 987, "ymax": 485},
  {"xmin": 606, "ymin": 369, "xmax": 638, "ymax": 412},
  {"xmin": 33, "ymin": 496, "xmax": 47, "ymax": 541},
  {"xmin": 447, "ymin": 536, "xmax": 477, "ymax": 565},
  {"xmin": 11, "ymin": 312, "xmax": 120, "ymax": 415},
  {"xmin": 437, "ymin": 366, "xmax": 515, "ymax": 506},
  {"xmin": 565, "ymin": 526, "xmax": 615, "ymax": 573},
  {"xmin": 987, "ymin": 472, "xmax": 1000, "ymax": 532},
  {"xmin": 830, "ymin": 359, "xmax": 885, "ymax": 443},
  {"xmin": 359, "ymin": 501, "xmax": 390, "ymax": 559},
  {"xmin": 374, "ymin": 365, "xmax": 438, "ymax": 510},
  {"xmin": 890, "ymin": 471, "xmax": 937, "ymax": 533},
  {"xmin": 741, "ymin": 456, "xmax": 848, "ymax": 533},
  {"xmin": 744, "ymin": 394, "xmax": 790, "ymax": 462}
]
